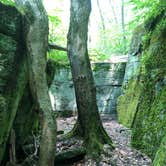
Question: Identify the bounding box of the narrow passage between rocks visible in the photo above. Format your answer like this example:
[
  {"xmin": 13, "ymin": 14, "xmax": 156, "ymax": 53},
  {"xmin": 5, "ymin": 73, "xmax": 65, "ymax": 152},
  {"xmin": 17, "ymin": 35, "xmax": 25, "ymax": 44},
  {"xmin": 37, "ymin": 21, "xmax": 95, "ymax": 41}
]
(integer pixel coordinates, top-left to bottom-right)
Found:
[{"xmin": 57, "ymin": 115, "xmax": 152, "ymax": 166}]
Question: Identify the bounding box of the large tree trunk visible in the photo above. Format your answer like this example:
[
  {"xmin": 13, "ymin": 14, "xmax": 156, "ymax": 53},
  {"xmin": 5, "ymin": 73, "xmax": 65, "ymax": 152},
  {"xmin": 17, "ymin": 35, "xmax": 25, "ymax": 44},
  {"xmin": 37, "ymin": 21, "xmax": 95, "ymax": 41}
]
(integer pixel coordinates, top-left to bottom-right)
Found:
[
  {"xmin": 67, "ymin": 0, "xmax": 114, "ymax": 157},
  {"xmin": 15, "ymin": 0, "xmax": 56, "ymax": 165}
]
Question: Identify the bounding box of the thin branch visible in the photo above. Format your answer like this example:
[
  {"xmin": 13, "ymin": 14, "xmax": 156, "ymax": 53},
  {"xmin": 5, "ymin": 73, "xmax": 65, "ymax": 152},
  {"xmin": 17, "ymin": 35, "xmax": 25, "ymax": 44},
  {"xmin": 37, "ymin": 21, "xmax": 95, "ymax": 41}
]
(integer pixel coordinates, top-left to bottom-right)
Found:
[
  {"xmin": 109, "ymin": 0, "xmax": 118, "ymax": 24},
  {"xmin": 96, "ymin": 0, "xmax": 105, "ymax": 31},
  {"xmin": 48, "ymin": 43, "xmax": 67, "ymax": 52}
]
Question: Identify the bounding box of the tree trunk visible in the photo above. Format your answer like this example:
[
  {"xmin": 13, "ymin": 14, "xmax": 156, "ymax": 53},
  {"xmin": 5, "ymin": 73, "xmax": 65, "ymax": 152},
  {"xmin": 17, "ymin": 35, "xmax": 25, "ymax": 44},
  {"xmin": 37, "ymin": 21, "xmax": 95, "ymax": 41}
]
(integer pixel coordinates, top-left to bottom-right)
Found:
[
  {"xmin": 67, "ymin": 0, "xmax": 114, "ymax": 157},
  {"xmin": 121, "ymin": 0, "xmax": 126, "ymax": 53},
  {"xmin": 15, "ymin": 0, "xmax": 56, "ymax": 165}
]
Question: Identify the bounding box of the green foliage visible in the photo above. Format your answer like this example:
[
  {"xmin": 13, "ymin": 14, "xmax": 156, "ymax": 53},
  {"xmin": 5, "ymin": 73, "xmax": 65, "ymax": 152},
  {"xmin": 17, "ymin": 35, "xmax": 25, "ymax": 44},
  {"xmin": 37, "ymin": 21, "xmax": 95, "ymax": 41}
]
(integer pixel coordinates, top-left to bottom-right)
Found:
[
  {"xmin": 0, "ymin": 0, "xmax": 15, "ymax": 6},
  {"xmin": 89, "ymin": 49, "xmax": 110, "ymax": 62},
  {"xmin": 48, "ymin": 15, "xmax": 61, "ymax": 26},
  {"xmin": 128, "ymin": 0, "xmax": 159, "ymax": 20},
  {"xmin": 48, "ymin": 15, "xmax": 62, "ymax": 43},
  {"xmin": 96, "ymin": 25, "xmax": 130, "ymax": 56},
  {"xmin": 47, "ymin": 50, "xmax": 69, "ymax": 66},
  {"xmin": 47, "ymin": 12, "xmax": 68, "ymax": 64},
  {"xmin": 126, "ymin": 0, "xmax": 164, "ymax": 53}
]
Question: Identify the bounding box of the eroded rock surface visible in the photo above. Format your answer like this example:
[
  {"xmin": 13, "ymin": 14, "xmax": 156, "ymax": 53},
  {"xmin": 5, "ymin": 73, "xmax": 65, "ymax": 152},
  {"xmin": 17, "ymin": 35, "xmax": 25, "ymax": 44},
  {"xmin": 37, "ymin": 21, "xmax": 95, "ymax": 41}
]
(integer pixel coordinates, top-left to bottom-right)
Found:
[{"xmin": 50, "ymin": 62, "xmax": 126, "ymax": 116}]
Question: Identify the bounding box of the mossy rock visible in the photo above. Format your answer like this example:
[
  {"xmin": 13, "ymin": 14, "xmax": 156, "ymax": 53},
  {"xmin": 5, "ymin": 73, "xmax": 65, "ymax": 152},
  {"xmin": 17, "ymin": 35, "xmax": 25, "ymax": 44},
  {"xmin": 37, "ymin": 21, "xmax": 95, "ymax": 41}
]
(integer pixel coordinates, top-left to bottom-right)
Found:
[
  {"xmin": 117, "ymin": 7, "xmax": 166, "ymax": 161},
  {"xmin": 131, "ymin": 12, "xmax": 166, "ymax": 159},
  {"xmin": 0, "ymin": 96, "xmax": 7, "ymax": 112},
  {"xmin": 117, "ymin": 79, "xmax": 142, "ymax": 128},
  {"xmin": 132, "ymin": 85, "xmax": 166, "ymax": 158},
  {"xmin": 0, "ymin": 2, "xmax": 22, "ymax": 41},
  {"xmin": 152, "ymin": 135, "xmax": 166, "ymax": 166}
]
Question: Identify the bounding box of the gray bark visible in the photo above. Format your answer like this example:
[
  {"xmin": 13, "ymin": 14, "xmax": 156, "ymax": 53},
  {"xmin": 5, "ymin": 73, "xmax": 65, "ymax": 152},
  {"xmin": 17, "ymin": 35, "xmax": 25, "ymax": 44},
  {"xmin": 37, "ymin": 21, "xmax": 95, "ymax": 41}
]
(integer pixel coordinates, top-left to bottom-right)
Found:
[
  {"xmin": 121, "ymin": 0, "xmax": 126, "ymax": 53},
  {"xmin": 67, "ymin": 0, "xmax": 114, "ymax": 157}
]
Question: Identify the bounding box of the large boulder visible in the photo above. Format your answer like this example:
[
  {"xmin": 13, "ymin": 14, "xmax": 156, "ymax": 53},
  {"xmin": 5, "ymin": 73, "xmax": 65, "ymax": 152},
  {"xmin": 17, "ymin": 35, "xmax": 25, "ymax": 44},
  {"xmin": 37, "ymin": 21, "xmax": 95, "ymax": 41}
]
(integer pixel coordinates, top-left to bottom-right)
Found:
[
  {"xmin": 0, "ymin": 3, "xmax": 28, "ymax": 164},
  {"xmin": 0, "ymin": 3, "xmax": 56, "ymax": 165}
]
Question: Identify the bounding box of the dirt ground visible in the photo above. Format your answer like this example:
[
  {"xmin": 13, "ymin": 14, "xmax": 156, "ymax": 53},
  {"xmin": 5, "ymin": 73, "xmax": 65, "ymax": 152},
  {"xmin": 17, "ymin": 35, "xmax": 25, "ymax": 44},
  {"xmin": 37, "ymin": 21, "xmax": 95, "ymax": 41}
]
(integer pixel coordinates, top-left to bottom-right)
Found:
[{"xmin": 57, "ymin": 115, "xmax": 152, "ymax": 166}]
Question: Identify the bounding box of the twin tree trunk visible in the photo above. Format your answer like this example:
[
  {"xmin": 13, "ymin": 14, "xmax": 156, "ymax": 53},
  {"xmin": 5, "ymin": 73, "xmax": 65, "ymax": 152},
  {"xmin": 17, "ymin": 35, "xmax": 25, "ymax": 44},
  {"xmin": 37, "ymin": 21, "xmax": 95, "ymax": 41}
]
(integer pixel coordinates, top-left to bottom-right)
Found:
[
  {"xmin": 67, "ymin": 0, "xmax": 114, "ymax": 156},
  {"xmin": 15, "ymin": 0, "xmax": 56, "ymax": 166}
]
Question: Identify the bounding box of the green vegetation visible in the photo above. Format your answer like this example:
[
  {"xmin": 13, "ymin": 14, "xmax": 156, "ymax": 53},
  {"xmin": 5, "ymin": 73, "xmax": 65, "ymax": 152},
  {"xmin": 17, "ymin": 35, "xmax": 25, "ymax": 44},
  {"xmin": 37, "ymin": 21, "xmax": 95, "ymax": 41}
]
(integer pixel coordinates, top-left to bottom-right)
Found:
[
  {"xmin": 47, "ymin": 50, "xmax": 69, "ymax": 65},
  {"xmin": 152, "ymin": 135, "xmax": 166, "ymax": 166},
  {"xmin": 0, "ymin": 0, "xmax": 14, "ymax": 5},
  {"xmin": 117, "ymin": 79, "xmax": 142, "ymax": 127},
  {"xmin": 117, "ymin": 4, "xmax": 166, "ymax": 162},
  {"xmin": 46, "ymin": 0, "xmax": 165, "ymax": 64}
]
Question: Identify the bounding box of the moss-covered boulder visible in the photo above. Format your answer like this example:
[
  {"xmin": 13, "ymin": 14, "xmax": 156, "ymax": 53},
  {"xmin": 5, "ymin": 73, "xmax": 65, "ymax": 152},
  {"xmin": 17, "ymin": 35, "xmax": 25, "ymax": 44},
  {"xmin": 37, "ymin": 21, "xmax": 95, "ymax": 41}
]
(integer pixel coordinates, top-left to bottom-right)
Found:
[
  {"xmin": 117, "ymin": 5, "xmax": 166, "ymax": 163},
  {"xmin": 117, "ymin": 24, "xmax": 145, "ymax": 127},
  {"xmin": 0, "ymin": 3, "xmax": 56, "ymax": 165},
  {"xmin": 0, "ymin": 3, "xmax": 28, "ymax": 164}
]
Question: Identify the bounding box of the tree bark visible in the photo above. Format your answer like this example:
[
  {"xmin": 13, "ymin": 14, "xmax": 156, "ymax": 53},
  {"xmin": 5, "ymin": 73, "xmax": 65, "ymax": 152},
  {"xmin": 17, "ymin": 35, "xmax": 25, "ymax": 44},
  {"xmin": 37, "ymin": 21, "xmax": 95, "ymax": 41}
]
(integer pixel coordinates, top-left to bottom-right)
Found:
[
  {"xmin": 121, "ymin": 0, "xmax": 126, "ymax": 53},
  {"xmin": 67, "ymin": 0, "xmax": 114, "ymax": 157},
  {"xmin": 15, "ymin": 0, "xmax": 56, "ymax": 165}
]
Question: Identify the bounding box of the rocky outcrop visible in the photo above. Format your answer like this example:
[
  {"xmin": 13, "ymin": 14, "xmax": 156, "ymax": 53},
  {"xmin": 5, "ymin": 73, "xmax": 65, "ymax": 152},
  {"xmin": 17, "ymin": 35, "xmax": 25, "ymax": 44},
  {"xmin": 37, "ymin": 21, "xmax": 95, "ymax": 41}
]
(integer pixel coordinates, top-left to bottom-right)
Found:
[
  {"xmin": 123, "ymin": 24, "xmax": 145, "ymax": 84},
  {"xmin": 0, "ymin": 3, "xmax": 56, "ymax": 165},
  {"xmin": 117, "ymin": 6, "xmax": 166, "ymax": 164},
  {"xmin": 117, "ymin": 24, "xmax": 145, "ymax": 128},
  {"xmin": 50, "ymin": 61, "xmax": 126, "ymax": 116},
  {"xmin": 0, "ymin": 3, "xmax": 28, "ymax": 164}
]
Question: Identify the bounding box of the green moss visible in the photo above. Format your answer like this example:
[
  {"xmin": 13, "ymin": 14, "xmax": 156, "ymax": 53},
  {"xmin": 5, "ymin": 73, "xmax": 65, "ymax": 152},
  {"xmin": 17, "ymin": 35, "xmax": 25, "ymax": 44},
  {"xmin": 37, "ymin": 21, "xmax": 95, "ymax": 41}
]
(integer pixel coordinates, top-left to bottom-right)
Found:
[
  {"xmin": 0, "ymin": 33, "xmax": 17, "ymax": 53},
  {"xmin": 152, "ymin": 135, "xmax": 166, "ymax": 166},
  {"xmin": 132, "ymin": 84, "xmax": 166, "ymax": 158},
  {"xmin": 118, "ymin": 8, "xmax": 166, "ymax": 162},
  {"xmin": 0, "ymin": 96, "xmax": 6, "ymax": 112},
  {"xmin": 131, "ymin": 13, "xmax": 166, "ymax": 159},
  {"xmin": 117, "ymin": 79, "xmax": 142, "ymax": 127}
]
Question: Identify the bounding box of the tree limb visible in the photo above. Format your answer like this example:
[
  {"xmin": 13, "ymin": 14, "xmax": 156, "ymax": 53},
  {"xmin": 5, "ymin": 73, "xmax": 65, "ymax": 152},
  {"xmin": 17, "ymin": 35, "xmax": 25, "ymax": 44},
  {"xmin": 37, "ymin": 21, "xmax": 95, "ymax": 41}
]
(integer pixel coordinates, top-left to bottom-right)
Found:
[{"xmin": 48, "ymin": 43, "xmax": 67, "ymax": 52}]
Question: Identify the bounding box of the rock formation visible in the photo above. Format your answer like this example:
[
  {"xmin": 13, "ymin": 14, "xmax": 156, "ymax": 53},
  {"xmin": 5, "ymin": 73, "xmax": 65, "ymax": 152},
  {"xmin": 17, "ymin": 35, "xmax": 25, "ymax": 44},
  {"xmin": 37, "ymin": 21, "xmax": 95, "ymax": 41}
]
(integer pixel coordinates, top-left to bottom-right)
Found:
[
  {"xmin": 0, "ymin": 3, "xmax": 55, "ymax": 165},
  {"xmin": 117, "ymin": 8, "xmax": 166, "ymax": 165},
  {"xmin": 50, "ymin": 62, "xmax": 126, "ymax": 116}
]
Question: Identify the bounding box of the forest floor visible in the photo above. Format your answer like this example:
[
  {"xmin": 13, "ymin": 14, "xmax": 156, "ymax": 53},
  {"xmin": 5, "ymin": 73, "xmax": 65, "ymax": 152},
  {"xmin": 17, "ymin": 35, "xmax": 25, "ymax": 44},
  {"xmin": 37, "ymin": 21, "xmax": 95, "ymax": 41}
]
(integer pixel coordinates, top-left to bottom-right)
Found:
[{"xmin": 57, "ymin": 115, "xmax": 152, "ymax": 166}]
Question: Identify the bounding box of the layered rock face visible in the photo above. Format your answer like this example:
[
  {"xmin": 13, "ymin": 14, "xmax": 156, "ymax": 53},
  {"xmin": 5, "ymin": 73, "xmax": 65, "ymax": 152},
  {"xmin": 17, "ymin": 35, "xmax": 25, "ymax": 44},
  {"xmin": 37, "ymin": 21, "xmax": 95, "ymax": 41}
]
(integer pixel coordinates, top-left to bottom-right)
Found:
[
  {"xmin": 117, "ymin": 8, "xmax": 166, "ymax": 165},
  {"xmin": 50, "ymin": 62, "xmax": 126, "ymax": 116}
]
